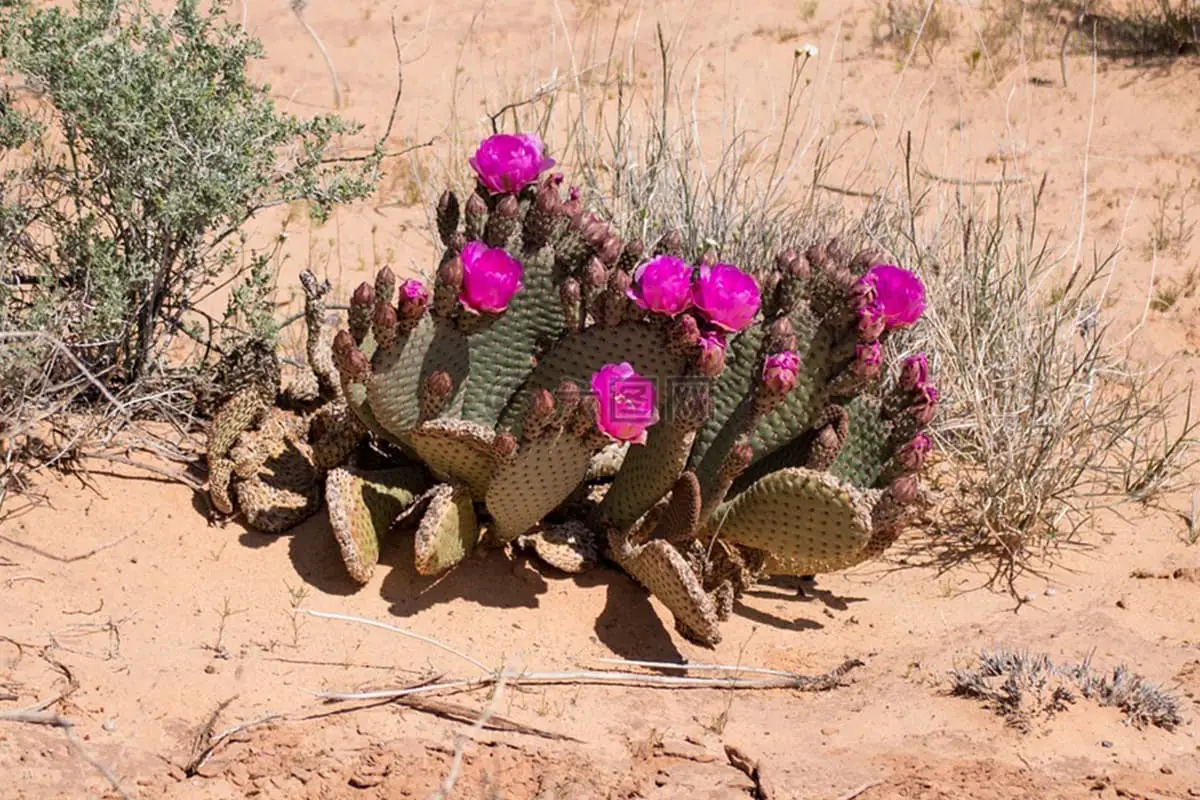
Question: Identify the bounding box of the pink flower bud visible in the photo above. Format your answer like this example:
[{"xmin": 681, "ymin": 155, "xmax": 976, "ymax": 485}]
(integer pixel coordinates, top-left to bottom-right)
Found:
[
  {"xmin": 852, "ymin": 340, "xmax": 883, "ymax": 379},
  {"xmin": 397, "ymin": 279, "xmax": 430, "ymax": 320},
  {"xmin": 856, "ymin": 303, "xmax": 886, "ymax": 341},
  {"xmin": 911, "ymin": 384, "xmax": 939, "ymax": 425},
  {"xmin": 669, "ymin": 313, "xmax": 701, "ymax": 350},
  {"xmin": 899, "ymin": 353, "xmax": 929, "ymax": 392},
  {"xmin": 897, "ymin": 433, "xmax": 932, "ymax": 472},
  {"xmin": 459, "ymin": 241, "xmax": 524, "ymax": 314},
  {"xmin": 697, "ymin": 331, "xmax": 727, "ymax": 377},
  {"xmin": 590, "ymin": 362, "xmax": 660, "ymax": 445},
  {"xmin": 761, "ymin": 351, "xmax": 800, "ymax": 395},
  {"xmin": 626, "ymin": 255, "xmax": 694, "ymax": 317},
  {"xmin": 855, "ymin": 264, "xmax": 925, "ymax": 329},
  {"xmin": 468, "ymin": 133, "xmax": 556, "ymax": 195},
  {"xmin": 332, "ymin": 330, "xmax": 370, "ymax": 381},
  {"xmin": 691, "ymin": 263, "xmax": 761, "ymax": 333}
]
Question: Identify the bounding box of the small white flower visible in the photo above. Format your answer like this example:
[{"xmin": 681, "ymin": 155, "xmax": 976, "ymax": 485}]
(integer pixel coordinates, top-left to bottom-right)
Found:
[{"xmin": 799, "ymin": 43, "xmax": 819, "ymax": 58}]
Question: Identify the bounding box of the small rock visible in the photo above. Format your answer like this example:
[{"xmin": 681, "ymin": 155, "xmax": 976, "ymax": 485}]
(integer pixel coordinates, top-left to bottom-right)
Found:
[
  {"xmin": 1023, "ymin": 592, "xmax": 1036, "ymax": 603},
  {"xmin": 1116, "ymin": 598, "xmax": 1127, "ymax": 610},
  {"xmin": 101, "ymin": 719, "xmax": 116, "ymax": 733},
  {"xmin": 1044, "ymin": 587, "xmax": 1057, "ymax": 597},
  {"xmin": 204, "ymin": 664, "xmax": 216, "ymax": 674},
  {"xmin": 1101, "ymin": 740, "xmax": 1114, "ymax": 748},
  {"xmin": 1161, "ymin": 766, "xmax": 1174, "ymax": 775}
]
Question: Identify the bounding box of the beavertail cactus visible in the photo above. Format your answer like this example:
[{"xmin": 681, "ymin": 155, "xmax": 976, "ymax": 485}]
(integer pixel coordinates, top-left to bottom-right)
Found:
[{"xmin": 204, "ymin": 131, "xmax": 940, "ymax": 653}]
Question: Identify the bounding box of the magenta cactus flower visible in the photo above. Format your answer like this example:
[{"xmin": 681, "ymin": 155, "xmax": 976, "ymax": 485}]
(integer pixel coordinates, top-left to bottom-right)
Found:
[
  {"xmin": 691, "ymin": 263, "xmax": 761, "ymax": 333},
  {"xmin": 590, "ymin": 362, "xmax": 660, "ymax": 445},
  {"xmin": 626, "ymin": 255, "xmax": 694, "ymax": 316},
  {"xmin": 459, "ymin": 241, "xmax": 524, "ymax": 314},
  {"xmin": 856, "ymin": 264, "xmax": 925, "ymax": 330},
  {"xmin": 469, "ymin": 133, "xmax": 556, "ymax": 195},
  {"xmin": 761, "ymin": 351, "xmax": 800, "ymax": 395},
  {"xmin": 851, "ymin": 340, "xmax": 883, "ymax": 379}
]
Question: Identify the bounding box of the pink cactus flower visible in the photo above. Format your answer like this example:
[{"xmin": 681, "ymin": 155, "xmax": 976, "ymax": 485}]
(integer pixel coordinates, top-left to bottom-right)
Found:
[
  {"xmin": 899, "ymin": 353, "xmax": 930, "ymax": 392},
  {"xmin": 691, "ymin": 263, "xmax": 761, "ymax": 333},
  {"xmin": 852, "ymin": 340, "xmax": 883, "ymax": 379},
  {"xmin": 469, "ymin": 133, "xmax": 556, "ymax": 195},
  {"xmin": 459, "ymin": 241, "xmax": 524, "ymax": 314},
  {"xmin": 590, "ymin": 362, "xmax": 660, "ymax": 445},
  {"xmin": 397, "ymin": 278, "xmax": 430, "ymax": 320},
  {"xmin": 761, "ymin": 351, "xmax": 800, "ymax": 395},
  {"xmin": 856, "ymin": 264, "xmax": 925, "ymax": 330},
  {"xmin": 697, "ymin": 330, "xmax": 727, "ymax": 377},
  {"xmin": 626, "ymin": 256, "xmax": 694, "ymax": 316}
]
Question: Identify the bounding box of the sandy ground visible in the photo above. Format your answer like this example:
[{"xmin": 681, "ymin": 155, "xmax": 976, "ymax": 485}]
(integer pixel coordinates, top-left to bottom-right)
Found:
[{"xmin": 3, "ymin": 0, "xmax": 1200, "ymax": 797}]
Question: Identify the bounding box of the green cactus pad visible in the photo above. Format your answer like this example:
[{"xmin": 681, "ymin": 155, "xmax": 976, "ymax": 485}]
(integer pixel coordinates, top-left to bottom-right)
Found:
[
  {"xmin": 595, "ymin": 423, "xmax": 696, "ymax": 530},
  {"xmin": 607, "ymin": 529, "xmax": 721, "ymax": 647},
  {"xmin": 498, "ymin": 322, "xmax": 686, "ymax": 436},
  {"xmin": 413, "ymin": 482, "xmax": 480, "ymax": 576},
  {"xmin": 404, "ymin": 418, "xmax": 498, "ymax": 498},
  {"xmin": 485, "ymin": 432, "xmax": 599, "ymax": 541},
  {"xmin": 708, "ymin": 467, "xmax": 878, "ymax": 575},
  {"xmin": 828, "ymin": 393, "xmax": 894, "ymax": 489},
  {"xmin": 366, "ymin": 316, "xmax": 469, "ymax": 439},
  {"xmin": 326, "ymin": 465, "xmax": 429, "ymax": 584},
  {"xmin": 458, "ymin": 245, "xmax": 564, "ymax": 426}
]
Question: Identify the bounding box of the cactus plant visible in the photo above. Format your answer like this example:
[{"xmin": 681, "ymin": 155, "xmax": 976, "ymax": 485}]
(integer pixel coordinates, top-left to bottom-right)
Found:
[{"xmin": 204, "ymin": 132, "xmax": 939, "ymax": 649}]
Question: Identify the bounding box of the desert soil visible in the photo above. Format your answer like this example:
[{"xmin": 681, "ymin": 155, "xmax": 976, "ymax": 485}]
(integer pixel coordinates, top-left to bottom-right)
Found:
[{"xmin": 3, "ymin": 0, "xmax": 1200, "ymax": 798}]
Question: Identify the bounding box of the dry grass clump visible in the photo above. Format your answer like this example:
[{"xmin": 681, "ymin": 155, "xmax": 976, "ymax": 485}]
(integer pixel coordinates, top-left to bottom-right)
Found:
[{"xmin": 950, "ymin": 647, "xmax": 1185, "ymax": 731}]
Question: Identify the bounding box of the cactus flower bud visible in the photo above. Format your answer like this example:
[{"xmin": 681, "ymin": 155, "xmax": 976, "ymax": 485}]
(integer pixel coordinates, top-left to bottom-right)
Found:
[
  {"xmin": 899, "ymin": 353, "xmax": 930, "ymax": 392},
  {"xmin": 459, "ymin": 241, "xmax": 524, "ymax": 314},
  {"xmin": 765, "ymin": 316, "xmax": 796, "ymax": 353},
  {"xmin": 851, "ymin": 340, "xmax": 883, "ymax": 379},
  {"xmin": 911, "ymin": 384, "xmax": 939, "ymax": 425},
  {"xmin": 372, "ymin": 302, "xmax": 398, "ymax": 349},
  {"xmin": 897, "ymin": 432, "xmax": 932, "ymax": 472},
  {"xmin": 696, "ymin": 331, "xmax": 727, "ymax": 377},
  {"xmin": 349, "ymin": 281, "xmax": 374, "ymax": 342},
  {"xmin": 397, "ymin": 279, "xmax": 430, "ymax": 321},
  {"xmin": 332, "ymin": 330, "xmax": 370, "ymax": 381},
  {"xmin": 436, "ymin": 189, "xmax": 460, "ymax": 245},
  {"xmin": 492, "ymin": 432, "xmax": 519, "ymax": 461},
  {"xmin": 530, "ymin": 388, "xmax": 556, "ymax": 421},
  {"xmin": 889, "ymin": 475, "xmax": 921, "ymax": 505},
  {"xmin": 597, "ymin": 233, "xmax": 624, "ymax": 265},
  {"xmin": 626, "ymin": 255, "xmax": 695, "ymax": 317},
  {"xmin": 760, "ymin": 351, "xmax": 800, "ymax": 395},
  {"xmin": 374, "ymin": 265, "xmax": 397, "ymax": 307},
  {"xmin": 668, "ymin": 312, "xmax": 701, "ymax": 351},
  {"xmin": 468, "ymin": 133, "xmax": 556, "ymax": 194},
  {"xmin": 692, "ymin": 263, "xmax": 761, "ymax": 333},
  {"xmin": 856, "ymin": 302, "xmax": 886, "ymax": 341}
]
